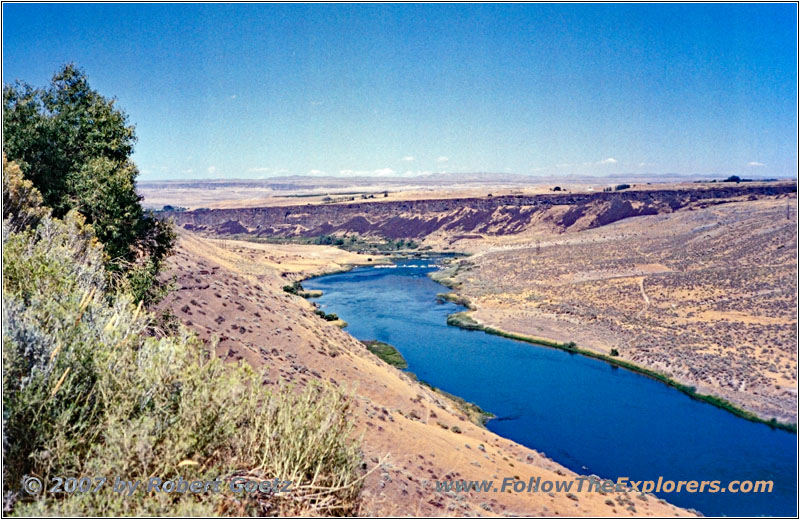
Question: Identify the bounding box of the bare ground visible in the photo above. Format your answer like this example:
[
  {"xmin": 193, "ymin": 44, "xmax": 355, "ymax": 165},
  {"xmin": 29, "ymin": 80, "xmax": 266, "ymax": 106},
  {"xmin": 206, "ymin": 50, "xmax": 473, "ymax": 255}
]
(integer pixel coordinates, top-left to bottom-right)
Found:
[
  {"xmin": 441, "ymin": 197, "xmax": 798, "ymax": 424},
  {"xmin": 156, "ymin": 231, "xmax": 691, "ymax": 517}
]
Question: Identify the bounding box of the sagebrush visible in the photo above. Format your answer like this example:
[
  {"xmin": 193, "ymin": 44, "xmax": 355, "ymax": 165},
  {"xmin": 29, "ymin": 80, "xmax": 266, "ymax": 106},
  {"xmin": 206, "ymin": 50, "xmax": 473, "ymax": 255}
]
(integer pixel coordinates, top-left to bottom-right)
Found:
[{"xmin": 3, "ymin": 162, "xmax": 363, "ymax": 516}]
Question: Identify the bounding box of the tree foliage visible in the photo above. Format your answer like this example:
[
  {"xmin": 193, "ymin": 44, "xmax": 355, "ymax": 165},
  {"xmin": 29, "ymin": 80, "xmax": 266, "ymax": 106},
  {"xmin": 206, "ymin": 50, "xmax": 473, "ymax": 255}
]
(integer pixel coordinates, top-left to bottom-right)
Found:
[{"xmin": 3, "ymin": 64, "xmax": 173, "ymax": 303}]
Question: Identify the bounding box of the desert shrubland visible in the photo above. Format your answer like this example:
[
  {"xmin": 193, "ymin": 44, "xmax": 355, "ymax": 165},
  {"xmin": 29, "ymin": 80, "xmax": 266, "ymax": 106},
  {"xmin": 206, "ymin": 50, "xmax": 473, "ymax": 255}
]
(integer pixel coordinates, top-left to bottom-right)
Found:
[{"xmin": 3, "ymin": 164, "xmax": 363, "ymax": 516}]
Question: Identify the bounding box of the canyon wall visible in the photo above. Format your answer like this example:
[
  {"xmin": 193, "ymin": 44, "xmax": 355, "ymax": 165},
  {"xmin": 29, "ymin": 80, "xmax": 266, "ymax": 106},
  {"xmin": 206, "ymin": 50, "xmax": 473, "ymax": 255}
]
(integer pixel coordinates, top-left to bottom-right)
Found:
[{"xmin": 164, "ymin": 184, "xmax": 796, "ymax": 240}]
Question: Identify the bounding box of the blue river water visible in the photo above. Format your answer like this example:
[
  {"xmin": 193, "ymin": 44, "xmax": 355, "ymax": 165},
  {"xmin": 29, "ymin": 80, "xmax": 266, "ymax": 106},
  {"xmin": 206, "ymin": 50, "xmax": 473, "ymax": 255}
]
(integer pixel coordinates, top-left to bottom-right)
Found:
[{"xmin": 304, "ymin": 258, "xmax": 797, "ymax": 516}]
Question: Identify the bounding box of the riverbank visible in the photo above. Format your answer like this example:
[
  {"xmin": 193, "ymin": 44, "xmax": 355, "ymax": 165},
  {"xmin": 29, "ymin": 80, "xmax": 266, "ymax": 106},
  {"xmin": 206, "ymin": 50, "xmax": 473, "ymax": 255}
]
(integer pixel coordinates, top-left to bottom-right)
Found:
[
  {"xmin": 305, "ymin": 255, "xmax": 796, "ymax": 516},
  {"xmin": 430, "ymin": 198, "xmax": 797, "ymax": 428},
  {"xmin": 317, "ymin": 254, "xmax": 796, "ymax": 431},
  {"xmin": 362, "ymin": 339, "xmax": 493, "ymax": 426},
  {"xmin": 159, "ymin": 233, "xmax": 692, "ymax": 516},
  {"xmin": 446, "ymin": 310, "xmax": 796, "ymax": 433}
]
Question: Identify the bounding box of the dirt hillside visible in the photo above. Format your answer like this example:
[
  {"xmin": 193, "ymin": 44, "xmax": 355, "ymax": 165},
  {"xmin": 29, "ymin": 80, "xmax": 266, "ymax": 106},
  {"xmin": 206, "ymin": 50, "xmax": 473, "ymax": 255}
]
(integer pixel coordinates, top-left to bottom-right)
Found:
[{"xmin": 156, "ymin": 231, "xmax": 692, "ymax": 517}]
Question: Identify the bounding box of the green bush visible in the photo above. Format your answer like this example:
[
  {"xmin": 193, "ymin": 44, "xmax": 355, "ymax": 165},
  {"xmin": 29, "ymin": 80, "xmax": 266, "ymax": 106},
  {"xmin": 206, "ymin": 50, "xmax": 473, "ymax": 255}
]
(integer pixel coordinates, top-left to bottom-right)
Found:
[
  {"xmin": 3, "ymin": 174, "xmax": 362, "ymax": 516},
  {"xmin": 314, "ymin": 309, "xmax": 339, "ymax": 322},
  {"xmin": 3, "ymin": 65, "xmax": 174, "ymax": 303},
  {"xmin": 362, "ymin": 340, "xmax": 408, "ymax": 369},
  {"xmin": 283, "ymin": 281, "xmax": 304, "ymax": 295}
]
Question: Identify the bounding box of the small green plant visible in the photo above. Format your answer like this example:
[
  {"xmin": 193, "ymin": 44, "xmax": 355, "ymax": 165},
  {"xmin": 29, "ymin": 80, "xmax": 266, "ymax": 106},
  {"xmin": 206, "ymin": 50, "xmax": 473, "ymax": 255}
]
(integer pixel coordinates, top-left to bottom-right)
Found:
[
  {"xmin": 282, "ymin": 280, "xmax": 303, "ymax": 295},
  {"xmin": 314, "ymin": 309, "xmax": 339, "ymax": 321},
  {"xmin": 446, "ymin": 312, "xmax": 483, "ymax": 330},
  {"xmin": 610, "ymin": 348, "xmax": 620, "ymax": 357},
  {"xmin": 362, "ymin": 340, "xmax": 408, "ymax": 369}
]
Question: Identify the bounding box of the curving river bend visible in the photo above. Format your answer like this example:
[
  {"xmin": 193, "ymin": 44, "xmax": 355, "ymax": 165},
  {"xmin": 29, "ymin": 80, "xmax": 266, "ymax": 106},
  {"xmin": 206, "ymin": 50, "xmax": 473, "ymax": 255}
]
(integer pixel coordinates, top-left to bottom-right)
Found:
[{"xmin": 304, "ymin": 258, "xmax": 796, "ymax": 516}]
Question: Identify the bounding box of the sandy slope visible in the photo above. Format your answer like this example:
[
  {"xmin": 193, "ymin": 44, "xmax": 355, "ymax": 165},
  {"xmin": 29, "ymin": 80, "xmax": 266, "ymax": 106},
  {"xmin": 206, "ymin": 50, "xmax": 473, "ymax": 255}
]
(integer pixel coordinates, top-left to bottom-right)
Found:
[
  {"xmin": 157, "ymin": 231, "xmax": 691, "ymax": 517},
  {"xmin": 439, "ymin": 197, "xmax": 798, "ymax": 425}
]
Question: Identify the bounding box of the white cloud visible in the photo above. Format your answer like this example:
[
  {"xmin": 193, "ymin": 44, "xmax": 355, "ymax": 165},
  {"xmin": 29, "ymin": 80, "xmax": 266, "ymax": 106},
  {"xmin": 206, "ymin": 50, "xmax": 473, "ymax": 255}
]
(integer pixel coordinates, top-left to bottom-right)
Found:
[
  {"xmin": 555, "ymin": 163, "xmax": 573, "ymax": 169},
  {"xmin": 338, "ymin": 168, "xmax": 425, "ymax": 177},
  {"xmin": 747, "ymin": 161, "xmax": 765, "ymax": 167},
  {"xmin": 247, "ymin": 167, "xmax": 272, "ymax": 173},
  {"xmin": 308, "ymin": 169, "xmax": 326, "ymax": 176},
  {"xmin": 598, "ymin": 157, "xmax": 618, "ymax": 165},
  {"xmin": 207, "ymin": 166, "xmax": 217, "ymax": 175},
  {"xmin": 436, "ymin": 156, "xmax": 449, "ymax": 163},
  {"xmin": 402, "ymin": 156, "xmax": 415, "ymax": 162},
  {"xmin": 182, "ymin": 169, "xmax": 194, "ymax": 174},
  {"xmin": 229, "ymin": 94, "xmax": 237, "ymax": 100}
]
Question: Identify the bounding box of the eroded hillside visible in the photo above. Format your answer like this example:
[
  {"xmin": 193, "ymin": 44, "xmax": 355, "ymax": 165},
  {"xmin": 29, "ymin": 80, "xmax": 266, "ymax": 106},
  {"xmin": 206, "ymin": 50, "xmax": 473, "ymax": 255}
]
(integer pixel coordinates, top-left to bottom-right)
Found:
[
  {"xmin": 156, "ymin": 231, "xmax": 692, "ymax": 517},
  {"xmin": 164, "ymin": 184, "xmax": 796, "ymax": 244},
  {"xmin": 439, "ymin": 197, "xmax": 798, "ymax": 424}
]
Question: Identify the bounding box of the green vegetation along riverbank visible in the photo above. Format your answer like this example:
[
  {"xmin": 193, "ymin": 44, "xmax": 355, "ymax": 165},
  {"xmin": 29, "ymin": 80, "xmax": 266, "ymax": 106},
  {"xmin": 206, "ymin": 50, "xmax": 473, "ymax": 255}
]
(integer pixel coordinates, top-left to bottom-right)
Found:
[
  {"xmin": 360, "ymin": 339, "xmax": 492, "ymax": 427},
  {"xmin": 446, "ymin": 311, "xmax": 797, "ymax": 433},
  {"xmin": 361, "ymin": 340, "xmax": 408, "ymax": 369}
]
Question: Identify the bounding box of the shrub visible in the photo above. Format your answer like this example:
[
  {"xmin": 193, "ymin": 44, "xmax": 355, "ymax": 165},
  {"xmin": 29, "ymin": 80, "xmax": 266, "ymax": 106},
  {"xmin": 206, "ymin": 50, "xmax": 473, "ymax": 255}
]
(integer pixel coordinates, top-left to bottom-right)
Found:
[
  {"xmin": 362, "ymin": 340, "xmax": 408, "ymax": 369},
  {"xmin": 610, "ymin": 348, "xmax": 620, "ymax": 357},
  {"xmin": 2, "ymin": 156, "xmax": 47, "ymax": 232},
  {"xmin": 314, "ymin": 309, "xmax": 339, "ymax": 321},
  {"xmin": 283, "ymin": 281, "xmax": 303, "ymax": 295},
  {"xmin": 3, "ymin": 65, "xmax": 174, "ymax": 303},
  {"xmin": 614, "ymin": 184, "xmax": 631, "ymax": 191},
  {"xmin": 3, "ymin": 179, "xmax": 363, "ymax": 516}
]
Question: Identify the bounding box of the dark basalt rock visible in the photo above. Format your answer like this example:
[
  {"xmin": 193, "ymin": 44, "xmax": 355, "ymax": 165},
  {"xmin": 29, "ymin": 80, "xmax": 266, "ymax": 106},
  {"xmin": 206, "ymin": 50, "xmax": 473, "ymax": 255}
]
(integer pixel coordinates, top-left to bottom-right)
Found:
[{"xmin": 163, "ymin": 183, "xmax": 796, "ymax": 240}]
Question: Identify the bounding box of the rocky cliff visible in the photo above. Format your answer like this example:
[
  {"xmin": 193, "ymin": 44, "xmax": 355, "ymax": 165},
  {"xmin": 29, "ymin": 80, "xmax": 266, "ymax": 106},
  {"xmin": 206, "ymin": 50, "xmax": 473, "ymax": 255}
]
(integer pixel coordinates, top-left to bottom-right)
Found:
[{"xmin": 164, "ymin": 183, "xmax": 796, "ymax": 240}]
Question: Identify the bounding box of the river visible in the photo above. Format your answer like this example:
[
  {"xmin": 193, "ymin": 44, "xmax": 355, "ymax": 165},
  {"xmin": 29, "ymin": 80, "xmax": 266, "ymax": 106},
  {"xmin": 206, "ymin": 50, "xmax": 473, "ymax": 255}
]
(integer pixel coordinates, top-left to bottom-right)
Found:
[{"xmin": 304, "ymin": 257, "xmax": 796, "ymax": 516}]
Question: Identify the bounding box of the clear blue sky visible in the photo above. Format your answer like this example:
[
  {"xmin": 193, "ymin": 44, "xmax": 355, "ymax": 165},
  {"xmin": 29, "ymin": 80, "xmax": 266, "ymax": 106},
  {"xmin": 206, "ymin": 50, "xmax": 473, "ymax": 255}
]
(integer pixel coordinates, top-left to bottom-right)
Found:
[{"xmin": 3, "ymin": 3, "xmax": 797, "ymax": 180}]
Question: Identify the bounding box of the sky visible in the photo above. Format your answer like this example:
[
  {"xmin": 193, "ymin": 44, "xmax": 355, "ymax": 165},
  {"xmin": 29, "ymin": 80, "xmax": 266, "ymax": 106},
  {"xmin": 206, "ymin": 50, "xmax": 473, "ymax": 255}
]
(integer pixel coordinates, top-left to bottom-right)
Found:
[{"xmin": 2, "ymin": 3, "xmax": 797, "ymax": 180}]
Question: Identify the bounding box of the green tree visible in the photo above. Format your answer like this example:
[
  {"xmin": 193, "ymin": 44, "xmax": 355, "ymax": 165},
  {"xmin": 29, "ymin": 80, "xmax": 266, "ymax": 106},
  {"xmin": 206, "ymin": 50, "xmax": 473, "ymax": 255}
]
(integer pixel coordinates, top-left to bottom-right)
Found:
[{"xmin": 3, "ymin": 64, "xmax": 173, "ymax": 303}]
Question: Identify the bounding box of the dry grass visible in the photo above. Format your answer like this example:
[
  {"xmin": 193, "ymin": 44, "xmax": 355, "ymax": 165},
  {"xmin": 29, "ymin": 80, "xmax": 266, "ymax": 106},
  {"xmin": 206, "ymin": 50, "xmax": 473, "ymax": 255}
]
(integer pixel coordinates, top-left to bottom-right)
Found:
[
  {"xmin": 445, "ymin": 197, "xmax": 798, "ymax": 423},
  {"xmin": 151, "ymin": 230, "xmax": 694, "ymax": 517},
  {"xmin": 3, "ymin": 206, "xmax": 363, "ymax": 516}
]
